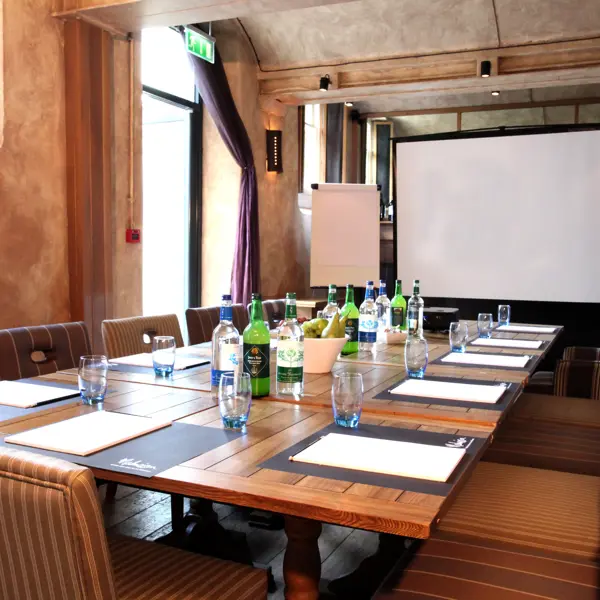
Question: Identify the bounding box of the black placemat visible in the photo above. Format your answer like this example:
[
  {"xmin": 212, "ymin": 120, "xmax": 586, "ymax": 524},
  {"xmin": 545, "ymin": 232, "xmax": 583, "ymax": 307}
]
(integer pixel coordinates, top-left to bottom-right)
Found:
[
  {"xmin": 260, "ymin": 423, "xmax": 487, "ymax": 497},
  {"xmin": 373, "ymin": 375, "xmax": 520, "ymax": 411},
  {"xmin": 1, "ymin": 423, "xmax": 241, "ymax": 478},
  {"xmin": 431, "ymin": 350, "xmax": 541, "ymax": 372},
  {"xmin": 108, "ymin": 360, "xmax": 209, "ymax": 376},
  {"xmin": 0, "ymin": 380, "xmax": 80, "ymax": 425}
]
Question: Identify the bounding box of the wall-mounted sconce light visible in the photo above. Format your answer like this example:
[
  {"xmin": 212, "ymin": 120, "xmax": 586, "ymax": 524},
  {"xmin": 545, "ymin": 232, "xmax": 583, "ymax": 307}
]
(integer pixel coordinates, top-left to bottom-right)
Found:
[
  {"xmin": 319, "ymin": 75, "xmax": 331, "ymax": 92},
  {"xmin": 480, "ymin": 60, "xmax": 492, "ymax": 77},
  {"xmin": 266, "ymin": 129, "xmax": 283, "ymax": 173}
]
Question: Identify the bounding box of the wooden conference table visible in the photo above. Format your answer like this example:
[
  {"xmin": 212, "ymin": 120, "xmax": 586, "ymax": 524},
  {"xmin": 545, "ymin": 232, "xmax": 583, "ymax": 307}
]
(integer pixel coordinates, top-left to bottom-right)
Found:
[{"xmin": 0, "ymin": 322, "xmax": 562, "ymax": 600}]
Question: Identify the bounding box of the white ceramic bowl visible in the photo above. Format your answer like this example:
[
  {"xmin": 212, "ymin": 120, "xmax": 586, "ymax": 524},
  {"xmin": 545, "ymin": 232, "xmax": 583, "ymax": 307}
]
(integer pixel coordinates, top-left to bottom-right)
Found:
[{"xmin": 303, "ymin": 337, "xmax": 348, "ymax": 374}]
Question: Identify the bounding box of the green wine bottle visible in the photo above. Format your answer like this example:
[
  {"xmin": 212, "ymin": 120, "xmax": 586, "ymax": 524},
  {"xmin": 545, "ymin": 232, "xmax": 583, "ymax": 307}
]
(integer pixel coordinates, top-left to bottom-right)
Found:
[
  {"xmin": 341, "ymin": 285, "xmax": 359, "ymax": 355},
  {"xmin": 243, "ymin": 293, "xmax": 271, "ymax": 397},
  {"xmin": 390, "ymin": 280, "xmax": 407, "ymax": 331}
]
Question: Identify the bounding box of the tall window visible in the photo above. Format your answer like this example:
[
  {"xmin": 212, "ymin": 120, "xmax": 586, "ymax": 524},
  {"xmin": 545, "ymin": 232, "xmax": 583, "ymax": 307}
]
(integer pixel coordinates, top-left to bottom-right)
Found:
[
  {"xmin": 303, "ymin": 104, "xmax": 322, "ymax": 192},
  {"xmin": 141, "ymin": 28, "xmax": 202, "ymax": 341}
]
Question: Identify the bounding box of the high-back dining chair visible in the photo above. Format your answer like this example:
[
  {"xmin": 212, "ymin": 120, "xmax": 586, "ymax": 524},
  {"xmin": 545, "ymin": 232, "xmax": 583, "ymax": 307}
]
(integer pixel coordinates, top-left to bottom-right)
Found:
[
  {"xmin": 0, "ymin": 447, "xmax": 268, "ymax": 600},
  {"xmin": 246, "ymin": 299, "xmax": 286, "ymax": 329},
  {"xmin": 553, "ymin": 358, "xmax": 600, "ymax": 399},
  {"xmin": 0, "ymin": 321, "xmax": 91, "ymax": 381},
  {"xmin": 101, "ymin": 314, "xmax": 184, "ymax": 359},
  {"xmin": 562, "ymin": 346, "xmax": 600, "ymax": 361},
  {"xmin": 186, "ymin": 304, "xmax": 249, "ymax": 345}
]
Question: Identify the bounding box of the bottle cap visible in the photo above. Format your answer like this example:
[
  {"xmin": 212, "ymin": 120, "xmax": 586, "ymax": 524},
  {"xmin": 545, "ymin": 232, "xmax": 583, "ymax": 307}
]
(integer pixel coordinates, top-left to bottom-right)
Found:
[
  {"xmin": 252, "ymin": 293, "xmax": 262, "ymax": 300},
  {"xmin": 286, "ymin": 292, "xmax": 296, "ymax": 299},
  {"xmin": 222, "ymin": 294, "xmax": 232, "ymax": 301},
  {"xmin": 366, "ymin": 280, "xmax": 374, "ymax": 285}
]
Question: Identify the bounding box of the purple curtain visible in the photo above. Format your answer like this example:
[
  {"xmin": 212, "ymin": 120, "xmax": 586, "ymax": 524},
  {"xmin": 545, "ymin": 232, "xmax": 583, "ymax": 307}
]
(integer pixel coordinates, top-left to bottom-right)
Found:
[{"xmin": 186, "ymin": 45, "xmax": 259, "ymax": 306}]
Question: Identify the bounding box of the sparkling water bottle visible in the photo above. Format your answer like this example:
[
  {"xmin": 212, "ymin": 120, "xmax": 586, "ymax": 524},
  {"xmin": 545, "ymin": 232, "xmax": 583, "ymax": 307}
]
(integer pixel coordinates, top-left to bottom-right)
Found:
[
  {"xmin": 358, "ymin": 281, "xmax": 378, "ymax": 352},
  {"xmin": 211, "ymin": 294, "xmax": 241, "ymax": 399},
  {"xmin": 375, "ymin": 279, "xmax": 391, "ymax": 331}
]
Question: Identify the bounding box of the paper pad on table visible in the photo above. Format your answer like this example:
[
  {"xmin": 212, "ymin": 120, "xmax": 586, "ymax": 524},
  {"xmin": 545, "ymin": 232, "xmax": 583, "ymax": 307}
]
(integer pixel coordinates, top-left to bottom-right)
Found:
[
  {"xmin": 390, "ymin": 379, "xmax": 507, "ymax": 404},
  {"xmin": 291, "ymin": 433, "xmax": 466, "ymax": 482},
  {"xmin": 5, "ymin": 411, "xmax": 171, "ymax": 456},
  {"xmin": 441, "ymin": 352, "xmax": 530, "ymax": 368},
  {"xmin": 110, "ymin": 353, "xmax": 204, "ymax": 370},
  {"xmin": 0, "ymin": 381, "xmax": 79, "ymax": 408},
  {"xmin": 471, "ymin": 338, "xmax": 543, "ymax": 350},
  {"xmin": 496, "ymin": 325, "xmax": 556, "ymax": 334}
]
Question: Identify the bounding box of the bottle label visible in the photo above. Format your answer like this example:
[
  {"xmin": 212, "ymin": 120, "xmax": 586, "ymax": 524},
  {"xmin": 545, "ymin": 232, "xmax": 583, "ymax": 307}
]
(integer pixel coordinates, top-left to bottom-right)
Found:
[
  {"xmin": 391, "ymin": 307, "xmax": 404, "ymax": 327},
  {"xmin": 358, "ymin": 316, "xmax": 378, "ymax": 343},
  {"xmin": 211, "ymin": 343, "xmax": 241, "ymax": 387},
  {"xmin": 220, "ymin": 306, "xmax": 233, "ymax": 321},
  {"xmin": 345, "ymin": 318, "xmax": 358, "ymax": 342},
  {"xmin": 243, "ymin": 343, "xmax": 270, "ymax": 379},
  {"xmin": 276, "ymin": 340, "xmax": 304, "ymax": 383}
]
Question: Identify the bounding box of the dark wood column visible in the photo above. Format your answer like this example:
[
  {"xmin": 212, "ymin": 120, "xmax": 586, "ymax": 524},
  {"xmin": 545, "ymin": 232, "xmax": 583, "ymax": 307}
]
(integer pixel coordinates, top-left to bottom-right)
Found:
[{"xmin": 64, "ymin": 20, "xmax": 114, "ymax": 350}]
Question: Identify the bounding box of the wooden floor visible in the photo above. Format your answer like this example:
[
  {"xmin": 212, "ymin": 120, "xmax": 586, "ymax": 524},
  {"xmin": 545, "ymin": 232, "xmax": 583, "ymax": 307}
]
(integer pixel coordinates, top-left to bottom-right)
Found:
[{"xmin": 99, "ymin": 485, "xmax": 381, "ymax": 599}]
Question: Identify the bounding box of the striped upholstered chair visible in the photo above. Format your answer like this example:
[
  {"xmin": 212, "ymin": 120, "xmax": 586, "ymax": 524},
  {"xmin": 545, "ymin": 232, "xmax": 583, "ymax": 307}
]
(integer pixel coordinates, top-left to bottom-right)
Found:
[
  {"xmin": 0, "ymin": 447, "xmax": 268, "ymax": 600},
  {"xmin": 553, "ymin": 358, "xmax": 600, "ymax": 399},
  {"xmin": 101, "ymin": 314, "xmax": 184, "ymax": 359},
  {"xmin": 245, "ymin": 299, "xmax": 286, "ymax": 329},
  {"xmin": 0, "ymin": 321, "xmax": 91, "ymax": 381},
  {"xmin": 186, "ymin": 304, "xmax": 249, "ymax": 345},
  {"xmin": 562, "ymin": 346, "xmax": 600, "ymax": 361},
  {"xmin": 375, "ymin": 462, "xmax": 600, "ymax": 599}
]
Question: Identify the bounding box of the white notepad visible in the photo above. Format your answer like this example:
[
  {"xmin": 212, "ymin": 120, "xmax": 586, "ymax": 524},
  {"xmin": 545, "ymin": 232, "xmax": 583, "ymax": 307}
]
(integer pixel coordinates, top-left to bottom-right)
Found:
[
  {"xmin": 390, "ymin": 379, "xmax": 507, "ymax": 404},
  {"xmin": 441, "ymin": 352, "xmax": 530, "ymax": 368},
  {"xmin": 496, "ymin": 325, "xmax": 557, "ymax": 334},
  {"xmin": 110, "ymin": 353, "xmax": 204, "ymax": 370},
  {"xmin": 471, "ymin": 338, "xmax": 543, "ymax": 350},
  {"xmin": 0, "ymin": 381, "xmax": 79, "ymax": 408},
  {"xmin": 5, "ymin": 411, "xmax": 171, "ymax": 456},
  {"xmin": 291, "ymin": 433, "xmax": 466, "ymax": 482}
]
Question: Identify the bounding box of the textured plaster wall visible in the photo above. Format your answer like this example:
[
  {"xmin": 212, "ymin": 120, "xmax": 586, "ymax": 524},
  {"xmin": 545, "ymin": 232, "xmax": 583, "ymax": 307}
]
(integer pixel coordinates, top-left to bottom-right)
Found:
[
  {"xmin": 0, "ymin": 0, "xmax": 70, "ymax": 328},
  {"xmin": 202, "ymin": 22, "xmax": 308, "ymax": 306}
]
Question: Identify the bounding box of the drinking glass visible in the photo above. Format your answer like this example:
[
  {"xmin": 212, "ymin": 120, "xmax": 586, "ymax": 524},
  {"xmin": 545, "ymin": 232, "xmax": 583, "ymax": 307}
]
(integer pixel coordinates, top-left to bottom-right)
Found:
[
  {"xmin": 78, "ymin": 355, "xmax": 108, "ymax": 405},
  {"xmin": 219, "ymin": 372, "xmax": 252, "ymax": 430},
  {"xmin": 477, "ymin": 313, "xmax": 494, "ymax": 338},
  {"xmin": 449, "ymin": 322, "xmax": 469, "ymax": 353},
  {"xmin": 498, "ymin": 305, "xmax": 511, "ymax": 327},
  {"xmin": 332, "ymin": 372, "xmax": 364, "ymax": 428},
  {"xmin": 405, "ymin": 337, "xmax": 428, "ymax": 378},
  {"xmin": 152, "ymin": 336, "xmax": 176, "ymax": 376}
]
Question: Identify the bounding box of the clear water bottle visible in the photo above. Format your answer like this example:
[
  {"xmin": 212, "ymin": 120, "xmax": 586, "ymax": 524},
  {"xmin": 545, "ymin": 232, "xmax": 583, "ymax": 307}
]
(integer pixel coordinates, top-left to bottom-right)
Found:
[
  {"xmin": 407, "ymin": 279, "xmax": 424, "ymax": 338},
  {"xmin": 375, "ymin": 279, "xmax": 391, "ymax": 331},
  {"xmin": 211, "ymin": 294, "xmax": 241, "ymax": 399},
  {"xmin": 322, "ymin": 284, "xmax": 340, "ymax": 320},
  {"xmin": 358, "ymin": 280, "xmax": 378, "ymax": 352},
  {"xmin": 276, "ymin": 293, "xmax": 304, "ymax": 397}
]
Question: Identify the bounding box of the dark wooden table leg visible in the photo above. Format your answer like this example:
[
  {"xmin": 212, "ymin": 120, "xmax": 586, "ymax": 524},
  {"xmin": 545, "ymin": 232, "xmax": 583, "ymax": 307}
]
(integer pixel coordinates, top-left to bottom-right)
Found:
[{"xmin": 284, "ymin": 516, "xmax": 322, "ymax": 600}]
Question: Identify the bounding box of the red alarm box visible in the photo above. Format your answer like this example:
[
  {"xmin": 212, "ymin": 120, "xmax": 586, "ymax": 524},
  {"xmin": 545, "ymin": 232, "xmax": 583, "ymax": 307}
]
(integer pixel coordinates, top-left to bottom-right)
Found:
[{"xmin": 126, "ymin": 228, "xmax": 141, "ymax": 244}]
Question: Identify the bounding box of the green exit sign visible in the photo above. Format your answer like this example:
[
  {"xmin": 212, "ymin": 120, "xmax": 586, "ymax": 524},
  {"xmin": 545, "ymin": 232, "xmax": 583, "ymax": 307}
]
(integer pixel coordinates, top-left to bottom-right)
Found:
[{"xmin": 185, "ymin": 28, "xmax": 215, "ymax": 64}]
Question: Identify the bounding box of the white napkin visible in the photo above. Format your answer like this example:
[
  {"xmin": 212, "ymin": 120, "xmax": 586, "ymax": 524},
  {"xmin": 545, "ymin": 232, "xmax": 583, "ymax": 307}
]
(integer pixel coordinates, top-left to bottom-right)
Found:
[
  {"xmin": 496, "ymin": 325, "xmax": 556, "ymax": 334},
  {"xmin": 5, "ymin": 411, "xmax": 171, "ymax": 456},
  {"xmin": 0, "ymin": 381, "xmax": 78, "ymax": 408},
  {"xmin": 390, "ymin": 379, "xmax": 507, "ymax": 404},
  {"xmin": 471, "ymin": 338, "xmax": 543, "ymax": 350},
  {"xmin": 441, "ymin": 352, "xmax": 530, "ymax": 368},
  {"xmin": 110, "ymin": 353, "xmax": 204, "ymax": 370},
  {"xmin": 291, "ymin": 433, "xmax": 466, "ymax": 483}
]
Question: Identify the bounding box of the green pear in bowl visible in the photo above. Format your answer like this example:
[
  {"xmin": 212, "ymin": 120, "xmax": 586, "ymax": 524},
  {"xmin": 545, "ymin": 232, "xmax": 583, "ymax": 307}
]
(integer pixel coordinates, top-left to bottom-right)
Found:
[{"xmin": 322, "ymin": 313, "xmax": 341, "ymax": 338}]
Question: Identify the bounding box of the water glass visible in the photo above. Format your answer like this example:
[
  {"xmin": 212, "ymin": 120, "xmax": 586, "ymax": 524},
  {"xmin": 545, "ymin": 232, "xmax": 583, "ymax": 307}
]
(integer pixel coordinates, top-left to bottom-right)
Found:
[
  {"xmin": 78, "ymin": 355, "xmax": 108, "ymax": 405},
  {"xmin": 219, "ymin": 372, "xmax": 252, "ymax": 430},
  {"xmin": 405, "ymin": 337, "xmax": 428, "ymax": 378},
  {"xmin": 498, "ymin": 304, "xmax": 511, "ymax": 327},
  {"xmin": 332, "ymin": 372, "xmax": 364, "ymax": 428},
  {"xmin": 477, "ymin": 313, "xmax": 494, "ymax": 338},
  {"xmin": 449, "ymin": 321, "xmax": 469, "ymax": 353},
  {"xmin": 152, "ymin": 336, "xmax": 176, "ymax": 376}
]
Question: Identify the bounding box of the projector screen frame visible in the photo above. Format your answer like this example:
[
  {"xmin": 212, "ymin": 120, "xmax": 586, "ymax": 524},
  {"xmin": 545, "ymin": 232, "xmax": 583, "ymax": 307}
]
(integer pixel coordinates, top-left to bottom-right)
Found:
[{"xmin": 390, "ymin": 123, "xmax": 600, "ymax": 301}]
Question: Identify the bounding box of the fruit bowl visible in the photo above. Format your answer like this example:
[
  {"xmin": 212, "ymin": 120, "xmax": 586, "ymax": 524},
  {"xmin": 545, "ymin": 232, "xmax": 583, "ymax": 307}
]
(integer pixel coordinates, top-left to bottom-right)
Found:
[{"xmin": 303, "ymin": 337, "xmax": 348, "ymax": 374}]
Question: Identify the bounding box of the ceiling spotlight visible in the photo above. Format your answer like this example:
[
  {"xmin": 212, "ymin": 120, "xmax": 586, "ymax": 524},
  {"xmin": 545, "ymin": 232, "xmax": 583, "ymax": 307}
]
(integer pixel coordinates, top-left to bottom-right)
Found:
[
  {"xmin": 480, "ymin": 60, "xmax": 492, "ymax": 78},
  {"xmin": 491, "ymin": 90, "xmax": 500, "ymax": 96},
  {"xmin": 345, "ymin": 101, "xmax": 354, "ymax": 107},
  {"xmin": 319, "ymin": 75, "xmax": 330, "ymax": 92}
]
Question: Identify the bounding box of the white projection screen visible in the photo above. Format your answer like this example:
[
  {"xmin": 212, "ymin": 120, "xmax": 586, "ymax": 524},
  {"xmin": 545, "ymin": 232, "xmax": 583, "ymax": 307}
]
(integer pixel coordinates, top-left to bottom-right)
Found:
[
  {"xmin": 311, "ymin": 183, "xmax": 380, "ymax": 287},
  {"xmin": 395, "ymin": 129, "xmax": 600, "ymax": 303}
]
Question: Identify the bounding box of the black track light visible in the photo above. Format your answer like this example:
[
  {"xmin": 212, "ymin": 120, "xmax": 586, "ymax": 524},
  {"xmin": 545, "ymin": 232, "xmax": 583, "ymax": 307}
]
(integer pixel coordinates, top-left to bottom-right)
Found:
[
  {"xmin": 480, "ymin": 60, "xmax": 492, "ymax": 78},
  {"xmin": 319, "ymin": 75, "xmax": 330, "ymax": 92}
]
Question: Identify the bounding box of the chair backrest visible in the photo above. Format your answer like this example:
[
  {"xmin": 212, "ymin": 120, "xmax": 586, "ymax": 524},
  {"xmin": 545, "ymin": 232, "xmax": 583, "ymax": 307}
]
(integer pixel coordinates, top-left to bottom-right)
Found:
[
  {"xmin": 563, "ymin": 346, "xmax": 600, "ymax": 361},
  {"xmin": 186, "ymin": 304, "xmax": 249, "ymax": 345},
  {"xmin": 101, "ymin": 314, "xmax": 184, "ymax": 359},
  {"xmin": 553, "ymin": 359, "xmax": 600, "ymax": 399},
  {"xmin": 247, "ymin": 299, "xmax": 286, "ymax": 329},
  {"xmin": 0, "ymin": 322, "xmax": 91, "ymax": 381},
  {"xmin": 0, "ymin": 447, "xmax": 116, "ymax": 600}
]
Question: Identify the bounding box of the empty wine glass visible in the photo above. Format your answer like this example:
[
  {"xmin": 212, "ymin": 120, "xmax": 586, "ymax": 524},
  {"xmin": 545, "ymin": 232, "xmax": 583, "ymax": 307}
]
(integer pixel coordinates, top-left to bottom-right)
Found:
[
  {"xmin": 405, "ymin": 337, "xmax": 428, "ymax": 378},
  {"xmin": 152, "ymin": 336, "xmax": 176, "ymax": 376},
  {"xmin": 79, "ymin": 355, "xmax": 108, "ymax": 405},
  {"xmin": 332, "ymin": 372, "xmax": 364, "ymax": 428},
  {"xmin": 219, "ymin": 372, "xmax": 252, "ymax": 430},
  {"xmin": 477, "ymin": 313, "xmax": 494, "ymax": 338},
  {"xmin": 449, "ymin": 322, "xmax": 469, "ymax": 353},
  {"xmin": 498, "ymin": 305, "xmax": 511, "ymax": 327}
]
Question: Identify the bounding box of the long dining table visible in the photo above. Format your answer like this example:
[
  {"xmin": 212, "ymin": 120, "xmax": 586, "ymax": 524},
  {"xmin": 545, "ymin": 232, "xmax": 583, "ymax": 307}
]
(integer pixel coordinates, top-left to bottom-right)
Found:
[{"xmin": 0, "ymin": 322, "xmax": 563, "ymax": 599}]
